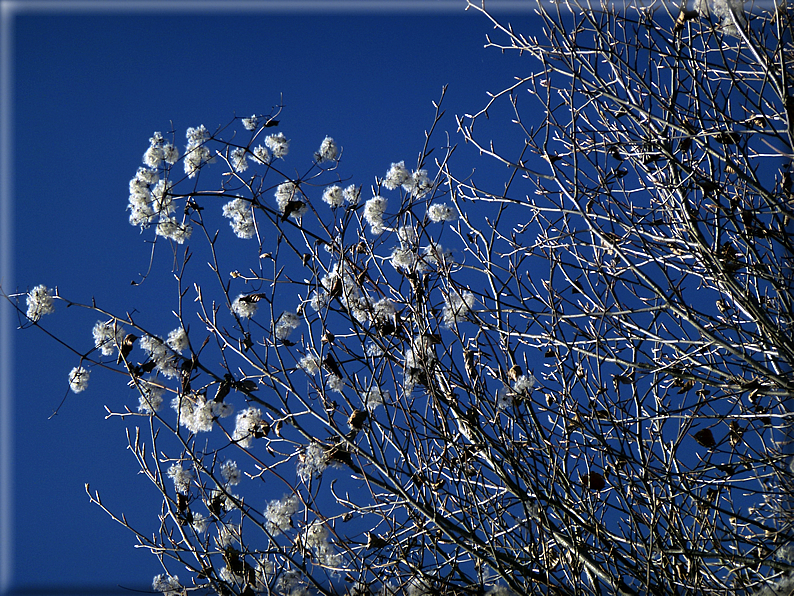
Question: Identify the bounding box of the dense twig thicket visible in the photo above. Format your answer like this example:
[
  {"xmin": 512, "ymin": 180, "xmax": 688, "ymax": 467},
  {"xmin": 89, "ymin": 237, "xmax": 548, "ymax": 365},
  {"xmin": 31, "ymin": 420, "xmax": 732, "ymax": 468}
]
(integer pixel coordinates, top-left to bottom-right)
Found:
[{"xmin": 8, "ymin": 1, "xmax": 794, "ymax": 594}]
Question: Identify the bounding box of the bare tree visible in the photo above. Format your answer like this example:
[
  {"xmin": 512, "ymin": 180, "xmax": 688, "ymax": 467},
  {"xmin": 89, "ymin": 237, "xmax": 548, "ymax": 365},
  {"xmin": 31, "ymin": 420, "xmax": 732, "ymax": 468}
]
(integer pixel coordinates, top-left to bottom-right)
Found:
[{"xmin": 7, "ymin": 0, "xmax": 794, "ymax": 594}]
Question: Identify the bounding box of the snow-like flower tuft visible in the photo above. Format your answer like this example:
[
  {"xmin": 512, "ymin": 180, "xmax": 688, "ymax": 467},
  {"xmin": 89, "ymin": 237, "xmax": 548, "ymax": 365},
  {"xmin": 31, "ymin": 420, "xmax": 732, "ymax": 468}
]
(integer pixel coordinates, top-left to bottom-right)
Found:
[
  {"xmin": 92, "ymin": 320, "xmax": 126, "ymax": 356},
  {"xmin": 68, "ymin": 366, "xmax": 89, "ymax": 393},
  {"xmin": 251, "ymin": 145, "xmax": 270, "ymax": 165},
  {"xmin": 156, "ymin": 216, "xmax": 192, "ymax": 244},
  {"xmin": 233, "ymin": 407, "xmax": 268, "ymax": 448},
  {"xmin": 322, "ymin": 185, "xmax": 344, "ymax": 208},
  {"xmin": 442, "ymin": 289, "xmax": 475, "ymax": 327},
  {"xmin": 166, "ymin": 327, "xmax": 189, "ymax": 354},
  {"xmin": 137, "ymin": 381, "xmax": 164, "ymax": 414},
  {"xmin": 140, "ymin": 334, "xmax": 180, "ymax": 379},
  {"xmin": 302, "ymin": 520, "xmax": 342, "ymax": 568},
  {"xmin": 513, "ymin": 374, "xmax": 536, "ymax": 394},
  {"xmin": 275, "ymin": 311, "xmax": 301, "ymax": 340},
  {"xmin": 315, "ymin": 136, "xmax": 339, "ymax": 163},
  {"xmin": 222, "ymin": 198, "xmax": 256, "ymax": 239},
  {"xmin": 364, "ymin": 386, "xmax": 389, "ymax": 411},
  {"xmin": 231, "ymin": 295, "xmax": 259, "ymax": 319},
  {"xmin": 26, "ymin": 285, "xmax": 55, "ymax": 321},
  {"xmin": 427, "ymin": 202, "xmax": 457, "ymax": 223},
  {"xmin": 297, "ymin": 443, "xmax": 327, "ymax": 481},
  {"xmin": 383, "ymin": 161, "xmax": 411, "ymax": 190},
  {"xmin": 265, "ymin": 494, "xmax": 300, "ymax": 534},
  {"xmin": 364, "ymin": 196, "xmax": 388, "ymax": 235},
  {"xmin": 167, "ymin": 463, "xmax": 194, "ymax": 494},
  {"xmin": 221, "ymin": 460, "xmax": 241, "ymax": 486},
  {"xmin": 230, "ymin": 147, "xmax": 248, "ymax": 172},
  {"xmin": 184, "ymin": 125, "xmax": 212, "ymax": 178},
  {"xmin": 299, "ymin": 353, "xmax": 321, "ymax": 375},
  {"xmin": 265, "ymin": 132, "xmax": 290, "ymax": 159},
  {"xmin": 274, "ymin": 181, "xmax": 307, "ymax": 220},
  {"xmin": 171, "ymin": 392, "xmax": 231, "ymax": 433},
  {"xmin": 242, "ymin": 115, "xmax": 259, "ymax": 131},
  {"xmin": 152, "ymin": 574, "xmax": 182, "ymax": 596},
  {"xmin": 343, "ymin": 184, "xmax": 361, "ymax": 205}
]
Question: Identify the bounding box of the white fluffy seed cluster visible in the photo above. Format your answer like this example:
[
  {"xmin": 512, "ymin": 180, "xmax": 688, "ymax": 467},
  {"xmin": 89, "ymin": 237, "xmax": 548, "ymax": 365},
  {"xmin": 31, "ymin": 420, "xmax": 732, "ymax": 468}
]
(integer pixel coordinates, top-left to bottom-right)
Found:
[
  {"xmin": 92, "ymin": 320, "xmax": 125, "ymax": 356},
  {"xmin": 315, "ymin": 136, "xmax": 338, "ymax": 163},
  {"xmin": 166, "ymin": 463, "xmax": 194, "ymax": 494},
  {"xmin": 442, "ymin": 290, "xmax": 475, "ymax": 327},
  {"xmin": 275, "ymin": 311, "xmax": 301, "ymax": 340},
  {"xmin": 297, "ymin": 443, "xmax": 328, "ymax": 482},
  {"xmin": 171, "ymin": 392, "xmax": 233, "ymax": 433},
  {"xmin": 231, "ymin": 295, "xmax": 259, "ymax": 319},
  {"xmin": 223, "ymin": 198, "xmax": 256, "ymax": 239},
  {"xmin": 233, "ymin": 407, "xmax": 266, "ymax": 448},
  {"xmin": 25, "ymin": 285, "xmax": 55, "ymax": 321},
  {"xmin": 265, "ymin": 494, "xmax": 300, "ymax": 534},
  {"xmin": 68, "ymin": 366, "xmax": 90, "ymax": 393}
]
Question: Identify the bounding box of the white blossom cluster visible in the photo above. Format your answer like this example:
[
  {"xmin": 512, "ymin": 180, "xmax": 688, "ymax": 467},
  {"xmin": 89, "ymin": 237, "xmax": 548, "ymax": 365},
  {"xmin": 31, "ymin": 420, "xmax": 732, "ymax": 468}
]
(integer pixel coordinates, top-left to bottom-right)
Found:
[
  {"xmin": 264, "ymin": 132, "xmax": 290, "ymax": 159},
  {"xmin": 364, "ymin": 386, "xmax": 389, "ymax": 411},
  {"xmin": 364, "ymin": 195, "xmax": 388, "ymax": 235},
  {"xmin": 372, "ymin": 297, "xmax": 396, "ymax": 322},
  {"xmin": 275, "ymin": 570, "xmax": 308, "ymax": 596},
  {"xmin": 171, "ymin": 392, "xmax": 233, "ymax": 433},
  {"xmin": 250, "ymin": 144, "xmax": 271, "ymax": 165},
  {"xmin": 390, "ymin": 228, "xmax": 454, "ymax": 273},
  {"xmin": 343, "ymin": 184, "xmax": 361, "ymax": 205},
  {"xmin": 156, "ymin": 215, "xmax": 192, "ymax": 245},
  {"xmin": 140, "ymin": 334, "xmax": 180, "ymax": 379},
  {"xmin": 190, "ymin": 512, "xmax": 209, "ymax": 534},
  {"xmin": 427, "ymin": 202, "xmax": 457, "ymax": 223},
  {"xmin": 321, "ymin": 185, "xmax": 344, "ymax": 208},
  {"xmin": 143, "ymin": 131, "xmax": 179, "ymax": 169},
  {"xmin": 298, "ymin": 352, "xmax": 321, "ymax": 375},
  {"xmin": 513, "ymin": 374, "xmax": 536, "ymax": 394},
  {"xmin": 233, "ymin": 407, "xmax": 266, "ymax": 448},
  {"xmin": 220, "ymin": 460, "xmax": 241, "ymax": 486},
  {"xmin": 68, "ymin": 366, "xmax": 90, "ymax": 393},
  {"xmin": 242, "ymin": 114, "xmax": 259, "ymax": 131},
  {"xmin": 231, "ymin": 294, "xmax": 259, "ymax": 319},
  {"xmin": 442, "ymin": 289, "xmax": 475, "ymax": 327},
  {"xmin": 166, "ymin": 327, "xmax": 189, "ymax": 354},
  {"xmin": 390, "ymin": 226, "xmax": 420, "ymax": 271},
  {"xmin": 383, "ymin": 160, "xmax": 432, "ymax": 197},
  {"xmin": 230, "ymin": 147, "xmax": 248, "ymax": 173},
  {"xmin": 25, "ymin": 284, "xmax": 54, "ymax": 321},
  {"xmin": 166, "ymin": 463, "xmax": 194, "ymax": 494},
  {"xmin": 315, "ymin": 136, "xmax": 338, "ymax": 163},
  {"xmin": 128, "ymin": 158, "xmax": 191, "ymax": 244},
  {"xmin": 420, "ymin": 241, "xmax": 453, "ymax": 269},
  {"xmin": 495, "ymin": 372, "xmax": 534, "ymax": 409},
  {"xmin": 92, "ymin": 320, "xmax": 126, "ymax": 356},
  {"xmin": 312, "ymin": 261, "xmax": 372, "ymax": 322},
  {"xmin": 209, "ymin": 490, "xmax": 240, "ymax": 517},
  {"xmin": 128, "ymin": 166, "xmax": 159, "ymax": 228},
  {"xmin": 297, "ymin": 442, "xmax": 328, "ymax": 481},
  {"xmin": 184, "ymin": 124, "xmax": 212, "ymax": 178},
  {"xmin": 302, "ymin": 520, "xmax": 342, "ymax": 568},
  {"xmin": 137, "ymin": 380, "xmax": 164, "ymax": 415},
  {"xmin": 274, "ymin": 181, "xmax": 307, "ymax": 220},
  {"xmin": 152, "ymin": 573, "xmax": 182, "ymax": 596},
  {"xmin": 264, "ymin": 494, "xmax": 300, "ymax": 534},
  {"xmin": 222, "ymin": 198, "xmax": 256, "ymax": 239},
  {"xmin": 403, "ymin": 335, "xmax": 438, "ymax": 394},
  {"xmin": 275, "ymin": 311, "xmax": 301, "ymax": 340}
]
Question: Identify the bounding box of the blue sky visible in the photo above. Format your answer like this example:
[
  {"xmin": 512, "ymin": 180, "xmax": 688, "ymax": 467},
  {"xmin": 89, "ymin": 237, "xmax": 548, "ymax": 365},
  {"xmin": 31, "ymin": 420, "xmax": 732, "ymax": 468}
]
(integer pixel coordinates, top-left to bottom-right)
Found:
[{"xmin": 1, "ymin": 2, "xmax": 538, "ymax": 594}]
